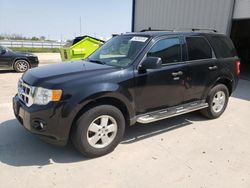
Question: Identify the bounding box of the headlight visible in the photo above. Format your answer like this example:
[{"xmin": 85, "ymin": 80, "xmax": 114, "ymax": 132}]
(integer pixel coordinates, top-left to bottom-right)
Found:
[{"xmin": 33, "ymin": 87, "xmax": 62, "ymax": 105}]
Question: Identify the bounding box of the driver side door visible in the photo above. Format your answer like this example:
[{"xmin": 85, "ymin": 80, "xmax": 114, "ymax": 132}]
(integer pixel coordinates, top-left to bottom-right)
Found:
[{"xmin": 134, "ymin": 36, "xmax": 188, "ymax": 113}]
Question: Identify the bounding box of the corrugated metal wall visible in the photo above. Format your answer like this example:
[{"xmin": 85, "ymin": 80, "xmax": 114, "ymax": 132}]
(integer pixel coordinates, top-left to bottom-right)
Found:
[
  {"xmin": 233, "ymin": 0, "xmax": 250, "ymax": 19},
  {"xmin": 133, "ymin": 0, "xmax": 235, "ymax": 34}
]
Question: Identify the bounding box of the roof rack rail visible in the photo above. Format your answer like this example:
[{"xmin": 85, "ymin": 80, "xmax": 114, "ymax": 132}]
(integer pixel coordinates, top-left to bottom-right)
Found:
[
  {"xmin": 191, "ymin": 28, "xmax": 217, "ymax": 33},
  {"xmin": 174, "ymin": 28, "xmax": 217, "ymax": 33},
  {"xmin": 140, "ymin": 27, "xmax": 173, "ymax": 32}
]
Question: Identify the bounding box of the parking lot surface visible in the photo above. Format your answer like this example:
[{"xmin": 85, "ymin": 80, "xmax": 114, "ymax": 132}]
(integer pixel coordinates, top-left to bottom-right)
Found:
[
  {"xmin": 0, "ymin": 66, "xmax": 250, "ymax": 188},
  {"xmin": 34, "ymin": 53, "xmax": 61, "ymax": 64}
]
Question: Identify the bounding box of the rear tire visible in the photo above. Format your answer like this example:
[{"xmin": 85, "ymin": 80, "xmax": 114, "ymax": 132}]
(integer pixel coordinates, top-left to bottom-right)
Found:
[
  {"xmin": 71, "ymin": 105, "xmax": 125, "ymax": 158},
  {"xmin": 14, "ymin": 60, "xmax": 30, "ymax": 73},
  {"xmin": 200, "ymin": 84, "xmax": 229, "ymax": 119}
]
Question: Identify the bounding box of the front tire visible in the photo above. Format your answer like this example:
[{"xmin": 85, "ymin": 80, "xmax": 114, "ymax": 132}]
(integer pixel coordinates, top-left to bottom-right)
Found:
[
  {"xmin": 72, "ymin": 105, "xmax": 125, "ymax": 158},
  {"xmin": 200, "ymin": 84, "xmax": 229, "ymax": 119},
  {"xmin": 14, "ymin": 60, "xmax": 30, "ymax": 73}
]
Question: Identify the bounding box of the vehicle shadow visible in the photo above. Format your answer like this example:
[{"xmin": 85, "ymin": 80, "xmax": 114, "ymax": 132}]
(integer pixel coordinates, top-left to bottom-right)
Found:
[
  {"xmin": 232, "ymin": 79, "xmax": 250, "ymax": 101},
  {"xmin": 0, "ymin": 70, "xmax": 15, "ymax": 74},
  {"xmin": 0, "ymin": 112, "xmax": 206, "ymax": 167},
  {"xmin": 0, "ymin": 119, "xmax": 86, "ymax": 167},
  {"xmin": 122, "ymin": 112, "xmax": 204, "ymax": 144}
]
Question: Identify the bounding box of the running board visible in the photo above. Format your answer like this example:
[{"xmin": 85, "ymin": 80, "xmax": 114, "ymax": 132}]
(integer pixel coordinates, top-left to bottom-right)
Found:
[{"xmin": 136, "ymin": 101, "xmax": 208, "ymax": 124}]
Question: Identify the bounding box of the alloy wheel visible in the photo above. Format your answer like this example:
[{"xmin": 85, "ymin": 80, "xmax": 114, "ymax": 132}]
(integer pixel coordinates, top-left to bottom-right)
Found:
[
  {"xmin": 212, "ymin": 91, "xmax": 226, "ymax": 113},
  {"xmin": 15, "ymin": 60, "xmax": 29, "ymax": 72},
  {"xmin": 87, "ymin": 115, "xmax": 118, "ymax": 149}
]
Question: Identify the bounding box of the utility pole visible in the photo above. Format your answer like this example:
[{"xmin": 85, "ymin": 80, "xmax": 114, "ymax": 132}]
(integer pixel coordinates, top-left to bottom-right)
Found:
[{"xmin": 79, "ymin": 16, "xmax": 82, "ymax": 36}]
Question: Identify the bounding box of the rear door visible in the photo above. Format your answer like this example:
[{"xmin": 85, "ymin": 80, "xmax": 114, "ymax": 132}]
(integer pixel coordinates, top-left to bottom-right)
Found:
[{"xmin": 183, "ymin": 36, "xmax": 220, "ymax": 102}]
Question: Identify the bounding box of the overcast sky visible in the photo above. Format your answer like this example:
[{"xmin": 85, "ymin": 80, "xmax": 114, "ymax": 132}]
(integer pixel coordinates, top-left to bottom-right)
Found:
[{"xmin": 0, "ymin": 0, "xmax": 132, "ymax": 40}]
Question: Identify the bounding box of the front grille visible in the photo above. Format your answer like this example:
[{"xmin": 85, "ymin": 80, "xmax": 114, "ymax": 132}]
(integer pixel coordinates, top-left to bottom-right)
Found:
[{"xmin": 18, "ymin": 79, "xmax": 34, "ymax": 107}]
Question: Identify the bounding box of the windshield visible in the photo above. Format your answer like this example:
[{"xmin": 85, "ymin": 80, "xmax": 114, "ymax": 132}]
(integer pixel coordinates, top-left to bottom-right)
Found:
[
  {"xmin": 0, "ymin": 46, "xmax": 12, "ymax": 52},
  {"xmin": 88, "ymin": 35, "xmax": 149, "ymax": 67}
]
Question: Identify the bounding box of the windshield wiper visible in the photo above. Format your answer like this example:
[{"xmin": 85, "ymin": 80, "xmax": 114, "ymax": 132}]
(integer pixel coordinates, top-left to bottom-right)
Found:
[{"xmin": 87, "ymin": 58, "xmax": 105, "ymax": 65}]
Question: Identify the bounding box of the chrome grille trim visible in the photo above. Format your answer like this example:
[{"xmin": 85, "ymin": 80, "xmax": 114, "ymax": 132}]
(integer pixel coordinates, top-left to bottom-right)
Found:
[{"xmin": 18, "ymin": 79, "xmax": 34, "ymax": 107}]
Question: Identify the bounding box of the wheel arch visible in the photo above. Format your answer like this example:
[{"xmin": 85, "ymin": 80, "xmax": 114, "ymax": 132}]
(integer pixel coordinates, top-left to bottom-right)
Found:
[
  {"xmin": 213, "ymin": 77, "xmax": 233, "ymax": 96},
  {"xmin": 68, "ymin": 95, "xmax": 134, "ymax": 140},
  {"xmin": 203, "ymin": 76, "xmax": 234, "ymax": 100}
]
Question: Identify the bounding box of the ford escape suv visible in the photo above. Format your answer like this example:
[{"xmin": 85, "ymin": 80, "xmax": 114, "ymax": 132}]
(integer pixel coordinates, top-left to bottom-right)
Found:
[{"xmin": 13, "ymin": 30, "xmax": 240, "ymax": 157}]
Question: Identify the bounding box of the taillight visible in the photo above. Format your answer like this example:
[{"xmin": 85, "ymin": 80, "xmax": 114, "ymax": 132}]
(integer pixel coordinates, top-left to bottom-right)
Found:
[{"xmin": 235, "ymin": 60, "xmax": 240, "ymax": 76}]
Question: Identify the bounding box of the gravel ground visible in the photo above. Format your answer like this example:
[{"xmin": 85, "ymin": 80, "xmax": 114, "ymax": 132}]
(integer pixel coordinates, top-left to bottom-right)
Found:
[
  {"xmin": 34, "ymin": 53, "xmax": 61, "ymax": 64},
  {"xmin": 0, "ymin": 66, "xmax": 250, "ymax": 188}
]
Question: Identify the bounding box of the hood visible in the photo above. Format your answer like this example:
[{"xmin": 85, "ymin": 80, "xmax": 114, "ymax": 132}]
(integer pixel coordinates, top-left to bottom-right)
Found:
[{"xmin": 22, "ymin": 60, "xmax": 118, "ymax": 87}]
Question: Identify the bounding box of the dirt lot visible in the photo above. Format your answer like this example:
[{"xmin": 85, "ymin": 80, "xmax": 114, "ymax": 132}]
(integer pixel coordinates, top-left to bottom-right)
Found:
[
  {"xmin": 34, "ymin": 53, "xmax": 61, "ymax": 64},
  {"xmin": 0, "ymin": 66, "xmax": 250, "ymax": 188}
]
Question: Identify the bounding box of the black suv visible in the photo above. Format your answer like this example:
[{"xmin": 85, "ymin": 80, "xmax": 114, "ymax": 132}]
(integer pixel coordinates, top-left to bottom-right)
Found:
[
  {"xmin": 0, "ymin": 46, "xmax": 39, "ymax": 72},
  {"xmin": 13, "ymin": 30, "xmax": 240, "ymax": 157}
]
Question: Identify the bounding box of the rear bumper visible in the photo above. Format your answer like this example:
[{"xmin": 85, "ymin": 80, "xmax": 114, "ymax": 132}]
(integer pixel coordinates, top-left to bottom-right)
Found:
[{"xmin": 12, "ymin": 95, "xmax": 70, "ymax": 146}]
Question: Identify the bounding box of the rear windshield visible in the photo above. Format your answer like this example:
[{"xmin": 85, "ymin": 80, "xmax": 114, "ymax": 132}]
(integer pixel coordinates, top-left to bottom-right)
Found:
[{"xmin": 207, "ymin": 36, "xmax": 237, "ymax": 58}]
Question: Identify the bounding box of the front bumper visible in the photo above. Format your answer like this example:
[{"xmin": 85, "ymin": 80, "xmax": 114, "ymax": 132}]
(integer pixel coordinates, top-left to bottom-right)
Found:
[
  {"xmin": 13, "ymin": 95, "xmax": 70, "ymax": 146},
  {"xmin": 28, "ymin": 57, "xmax": 39, "ymax": 68},
  {"xmin": 31, "ymin": 63, "xmax": 39, "ymax": 68}
]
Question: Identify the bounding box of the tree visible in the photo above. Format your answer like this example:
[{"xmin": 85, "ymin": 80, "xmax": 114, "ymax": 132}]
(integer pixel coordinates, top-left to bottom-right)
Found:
[
  {"xmin": 40, "ymin": 36, "xmax": 46, "ymax": 41},
  {"xmin": 31, "ymin": 36, "xmax": 39, "ymax": 41}
]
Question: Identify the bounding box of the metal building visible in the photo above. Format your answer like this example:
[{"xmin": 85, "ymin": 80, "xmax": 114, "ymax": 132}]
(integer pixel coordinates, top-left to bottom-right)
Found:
[{"xmin": 131, "ymin": 0, "xmax": 250, "ymax": 77}]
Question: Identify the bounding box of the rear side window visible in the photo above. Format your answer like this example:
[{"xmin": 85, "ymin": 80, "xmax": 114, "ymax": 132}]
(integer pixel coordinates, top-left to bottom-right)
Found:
[
  {"xmin": 207, "ymin": 36, "xmax": 237, "ymax": 58},
  {"xmin": 186, "ymin": 37, "xmax": 212, "ymax": 61},
  {"xmin": 147, "ymin": 38, "xmax": 182, "ymax": 64}
]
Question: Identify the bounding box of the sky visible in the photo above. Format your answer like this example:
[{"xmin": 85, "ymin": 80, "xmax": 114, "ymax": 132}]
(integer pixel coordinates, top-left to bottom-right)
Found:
[{"xmin": 0, "ymin": 0, "xmax": 132, "ymax": 41}]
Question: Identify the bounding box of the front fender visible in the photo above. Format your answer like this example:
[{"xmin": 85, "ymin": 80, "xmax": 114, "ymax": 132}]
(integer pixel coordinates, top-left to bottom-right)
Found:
[{"xmin": 62, "ymin": 82, "xmax": 135, "ymax": 122}]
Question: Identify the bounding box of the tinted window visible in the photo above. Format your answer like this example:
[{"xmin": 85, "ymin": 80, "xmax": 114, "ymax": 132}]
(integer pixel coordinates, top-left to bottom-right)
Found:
[
  {"xmin": 207, "ymin": 36, "xmax": 237, "ymax": 58},
  {"xmin": 186, "ymin": 37, "xmax": 212, "ymax": 60},
  {"xmin": 147, "ymin": 38, "xmax": 181, "ymax": 64}
]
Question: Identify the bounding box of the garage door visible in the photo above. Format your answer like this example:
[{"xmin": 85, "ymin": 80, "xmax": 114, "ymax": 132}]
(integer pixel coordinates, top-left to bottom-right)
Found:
[
  {"xmin": 233, "ymin": 0, "xmax": 250, "ymax": 19},
  {"xmin": 133, "ymin": 0, "xmax": 234, "ymax": 34}
]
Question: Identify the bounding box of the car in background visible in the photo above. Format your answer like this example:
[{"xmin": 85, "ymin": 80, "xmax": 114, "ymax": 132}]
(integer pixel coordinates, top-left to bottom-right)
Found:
[{"xmin": 0, "ymin": 45, "xmax": 39, "ymax": 72}]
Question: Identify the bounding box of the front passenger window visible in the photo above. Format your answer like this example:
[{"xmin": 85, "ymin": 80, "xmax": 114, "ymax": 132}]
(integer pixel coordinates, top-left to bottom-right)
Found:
[{"xmin": 147, "ymin": 38, "xmax": 182, "ymax": 64}]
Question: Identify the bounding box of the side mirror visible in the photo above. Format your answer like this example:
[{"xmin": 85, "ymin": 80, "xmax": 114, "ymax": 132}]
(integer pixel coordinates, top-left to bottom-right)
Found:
[
  {"xmin": 140, "ymin": 57, "xmax": 162, "ymax": 70},
  {"xmin": 1, "ymin": 49, "xmax": 7, "ymax": 55}
]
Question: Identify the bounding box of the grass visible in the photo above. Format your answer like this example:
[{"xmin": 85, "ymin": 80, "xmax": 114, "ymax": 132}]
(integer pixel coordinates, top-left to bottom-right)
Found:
[{"xmin": 9, "ymin": 47, "xmax": 60, "ymax": 53}]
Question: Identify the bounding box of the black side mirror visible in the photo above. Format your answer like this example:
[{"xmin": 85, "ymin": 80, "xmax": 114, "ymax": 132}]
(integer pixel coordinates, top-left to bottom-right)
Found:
[
  {"xmin": 1, "ymin": 49, "xmax": 7, "ymax": 55},
  {"xmin": 140, "ymin": 57, "xmax": 162, "ymax": 70}
]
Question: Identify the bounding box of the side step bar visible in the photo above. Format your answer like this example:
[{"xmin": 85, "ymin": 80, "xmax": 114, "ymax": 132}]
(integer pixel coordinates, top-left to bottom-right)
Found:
[{"xmin": 136, "ymin": 101, "xmax": 208, "ymax": 124}]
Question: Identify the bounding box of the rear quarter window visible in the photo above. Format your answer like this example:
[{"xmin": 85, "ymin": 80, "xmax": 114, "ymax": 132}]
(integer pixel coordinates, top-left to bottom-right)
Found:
[{"xmin": 207, "ymin": 36, "xmax": 237, "ymax": 58}]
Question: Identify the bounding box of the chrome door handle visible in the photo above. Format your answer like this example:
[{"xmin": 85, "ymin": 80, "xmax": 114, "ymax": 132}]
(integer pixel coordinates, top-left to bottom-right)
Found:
[
  {"xmin": 172, "ymin": 71, "xmax": 183, "ymax": 77},
  {"xmin": 208, "ymin": 66, "xmax": 218, "ymax": 70}
]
